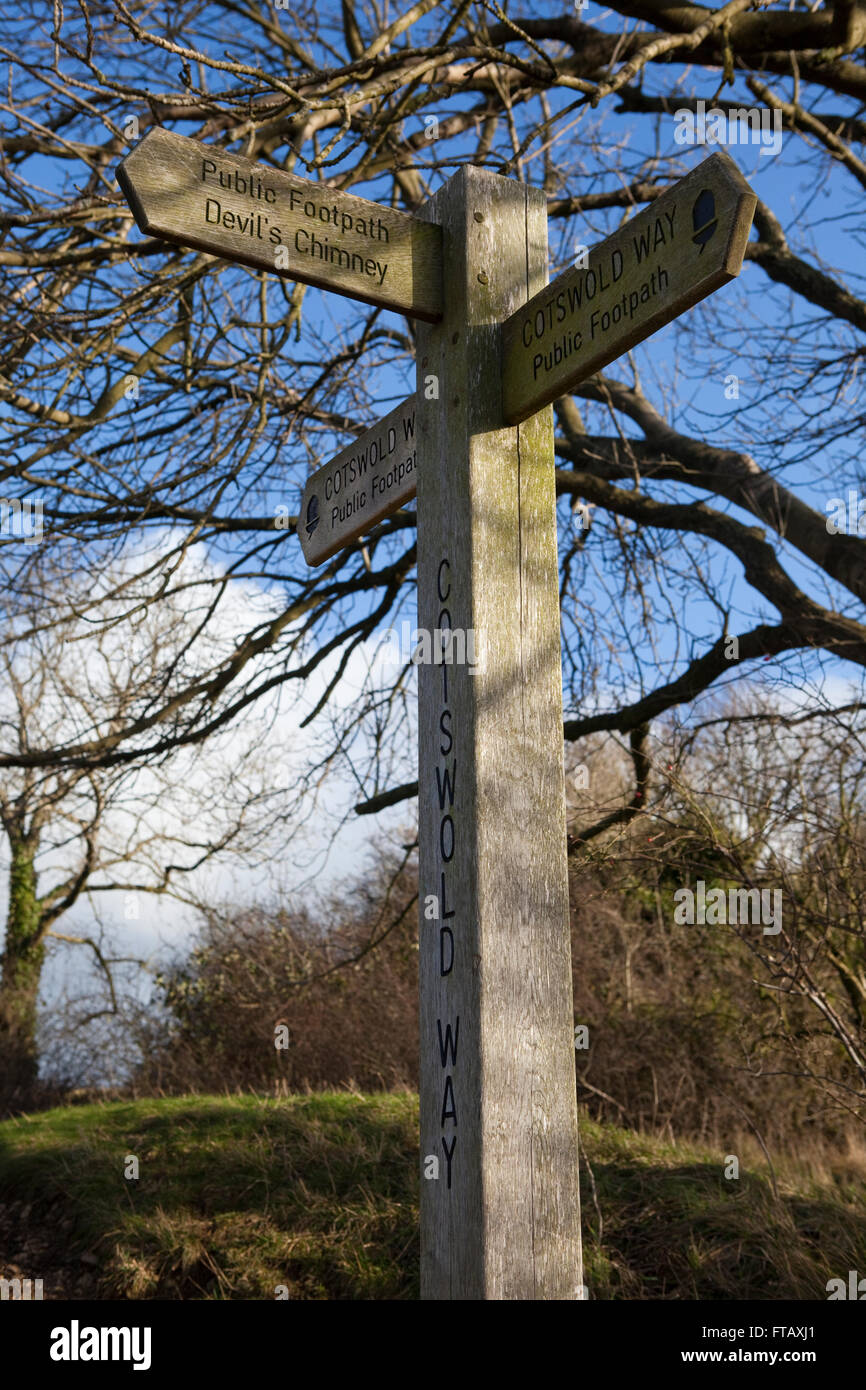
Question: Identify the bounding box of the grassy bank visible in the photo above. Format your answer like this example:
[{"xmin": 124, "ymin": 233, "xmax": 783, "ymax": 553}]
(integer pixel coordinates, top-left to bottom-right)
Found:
[{"xmin": 0, "ymin": 1092, "xmax": 863, "ymax": 1299}]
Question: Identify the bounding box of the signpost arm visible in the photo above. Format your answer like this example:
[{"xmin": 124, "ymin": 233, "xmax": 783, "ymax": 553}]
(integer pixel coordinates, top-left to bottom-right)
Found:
[{"xmin": 415, "ymin": 166, "xmax": 583, "ymax": 1299}]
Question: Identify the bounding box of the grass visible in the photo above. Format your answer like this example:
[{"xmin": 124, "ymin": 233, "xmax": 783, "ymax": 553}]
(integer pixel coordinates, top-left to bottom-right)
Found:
[
  {"xmin": 0, "ymin": 1092, "xmax": 419, "ymax": 1300},
  {"xmin": 0, "ymin": 1092, "xmax": 864, "ymax": 1299},
  {"xmin": 577, "ymin": 1118, "xmax": 866, "ymax": 1299}
]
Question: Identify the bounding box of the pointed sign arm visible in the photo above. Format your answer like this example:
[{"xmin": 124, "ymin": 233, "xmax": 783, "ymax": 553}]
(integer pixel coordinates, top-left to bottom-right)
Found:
[
  {"xmin": 117, "ymin": 128, "xmax": 443, "ymax": 322},
  {"xmin": 501, "ymin": 152, "xmax": 757, "ymax": 425}
]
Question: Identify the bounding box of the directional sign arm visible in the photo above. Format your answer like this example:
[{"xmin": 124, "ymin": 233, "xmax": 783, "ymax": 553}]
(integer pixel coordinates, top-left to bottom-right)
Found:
[
  {"xmin": 117, "ymin": 128, "xmax": 442, "ymax": 322},
  {"xmin": 298, "ymin": 395, "xmax": 417, "ymax": 565},
  {"xmin": 501, "ymin": 152, "xmax": 756, "ymax": 424}
]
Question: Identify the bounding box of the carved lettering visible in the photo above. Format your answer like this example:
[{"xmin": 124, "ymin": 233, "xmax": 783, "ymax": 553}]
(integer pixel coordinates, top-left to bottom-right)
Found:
[
  {"xmin": 440, "ymin": 1074, "xmax": 457, "ymax": 1127},
  {"xmin": 441, "ymin": 1134, "xmax": 457, "ymax": 1190},
  {"xmin": 437, "ymin": 1016, "xmax": 459, "ymax": 1067}
]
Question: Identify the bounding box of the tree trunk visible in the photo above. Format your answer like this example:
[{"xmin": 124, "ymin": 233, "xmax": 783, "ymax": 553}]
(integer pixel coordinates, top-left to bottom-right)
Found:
[{"xmin": 0, "ymin": 837, "xmax": 45, "ymax": 1105}]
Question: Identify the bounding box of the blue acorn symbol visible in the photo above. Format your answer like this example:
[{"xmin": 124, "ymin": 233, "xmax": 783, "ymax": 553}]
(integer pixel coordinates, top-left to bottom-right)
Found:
[
  {"xmin": 691, "ymin": 189, "xmax": 718, "ymax": 253},
  {"xmin": 305, "ymin": 493, "xmax": 320, "ymax": 537}
]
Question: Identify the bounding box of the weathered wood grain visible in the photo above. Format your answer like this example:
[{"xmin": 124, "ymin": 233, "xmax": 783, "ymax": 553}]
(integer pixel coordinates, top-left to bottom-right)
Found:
[
  {"xmin": 416, "ymin": 167, "xmax": 583, "ymax": 1299},
  {"xmin": 117, "ymin": 128, "xmax": 442, "ymax": 321},
  {"xmin": 501, "ymin": 151, "xmax": 756, "ymax": 424},
  {"xmin": 298, "ymin": 395, "xmax": 417, "ymax": 566}
]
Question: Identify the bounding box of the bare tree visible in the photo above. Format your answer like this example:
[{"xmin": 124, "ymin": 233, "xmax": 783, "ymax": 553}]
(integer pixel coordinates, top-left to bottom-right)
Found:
[
  {"xmin": 0, "ymin": 2, "xmax": 861, "ymax": 806},
  {"xmin": 564, "ymin": 695, "xmax": 866, "ymax": 1133},
  {"xmin": 0, "ymin": 1, "xmax": 864, "ymax": 944},
  {"xmin": 0, "ymin": 553, "xmax": 296, "ymax": 1104}
]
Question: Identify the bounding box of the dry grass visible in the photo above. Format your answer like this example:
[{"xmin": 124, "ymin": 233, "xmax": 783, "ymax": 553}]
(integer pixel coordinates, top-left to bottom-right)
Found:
[{"xmin": 0, "ymin": 1093, "xmax": 863, "ymax": 1299}]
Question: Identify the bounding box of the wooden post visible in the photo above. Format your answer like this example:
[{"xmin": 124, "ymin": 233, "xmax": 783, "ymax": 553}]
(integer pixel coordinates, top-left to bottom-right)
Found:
[{"xmin": 415, "ymin": 167, "xmax": 582, "ymax": 1299}]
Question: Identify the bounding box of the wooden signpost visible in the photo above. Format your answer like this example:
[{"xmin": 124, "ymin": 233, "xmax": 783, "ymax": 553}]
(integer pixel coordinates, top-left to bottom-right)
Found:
[
  {"xmin": 120, "ymin": 135, "xmax": 755, "ymax": 1300},
  {"xmin": 414, "ymin": 169, "xmax": 583, "ymax": 1300}
]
